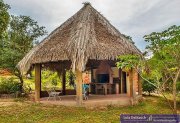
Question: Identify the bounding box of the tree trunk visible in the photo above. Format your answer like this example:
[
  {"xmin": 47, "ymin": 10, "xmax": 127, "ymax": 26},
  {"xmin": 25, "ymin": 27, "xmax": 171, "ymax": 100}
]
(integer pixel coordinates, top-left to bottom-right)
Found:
[
  {"xmin": 148, "ymin": 91, "xmax": 151, "ymax": 96},
  {"xmin": 172, "ymin": 68, "xmax": 180, "ymax": 114},
  {"xmin": 18, "ymin": 74, "xmax": 24, "ymax": 93},
  {"xmin": 14, "ymin": 69, "xmax": 24, "ymax": 93},
  {"xmin": 75, "ymin": 70, "xmax": 83, "ymax": 106}
]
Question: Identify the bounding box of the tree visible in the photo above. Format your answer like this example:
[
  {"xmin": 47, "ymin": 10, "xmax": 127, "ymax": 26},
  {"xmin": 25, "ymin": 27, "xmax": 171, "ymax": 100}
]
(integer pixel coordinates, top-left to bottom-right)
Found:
[
  {"xmin": 0, "ymin": 0, "xmax": 10, "ymax": 37},
  {"xmin": 116, "ymin": 25, "xmax": 180, "ymax": 114},
  {"xmin": 117, "ymin": 25, "xmax": 180, "ymax": 114},
  {"xmin": 144, "ymin": 25, "xmax": 180, "ymax": 114},
  {"xmin": 116, "ymin": 54, "xmax": 175, "ymax": 114},
  {"xmin": 0, "ymin": 15, "xmax": 47, "ymax": 92},
  {"xmin": 0, "ymin": 0, "xmax": 10, "ymax": 62},
  {"xmin": 122, "ymin": 34, "xmax": 135, "ymax": 44}
]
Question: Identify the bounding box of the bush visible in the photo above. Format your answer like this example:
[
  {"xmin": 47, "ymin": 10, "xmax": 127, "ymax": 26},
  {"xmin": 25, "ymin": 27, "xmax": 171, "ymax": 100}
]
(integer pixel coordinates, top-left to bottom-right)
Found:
[
  {"xmin": 0, "ymin": 77, "xmax": 21, "ymax": 94},
  {"xmin": 142, "ymin": 79, "xmax": 157, "ymax": 95}
]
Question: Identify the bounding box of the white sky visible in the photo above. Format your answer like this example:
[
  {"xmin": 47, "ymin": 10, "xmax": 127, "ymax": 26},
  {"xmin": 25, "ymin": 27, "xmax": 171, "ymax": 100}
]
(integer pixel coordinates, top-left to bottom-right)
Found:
[{"xmin": 4, "ymin": 0, "xmax": 180, "ymax": 51}]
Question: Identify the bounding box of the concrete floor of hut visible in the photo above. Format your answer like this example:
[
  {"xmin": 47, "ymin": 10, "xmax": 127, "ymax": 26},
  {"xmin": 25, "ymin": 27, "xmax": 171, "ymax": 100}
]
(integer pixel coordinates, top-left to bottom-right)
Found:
[{"xmin": 40, "ymin": 94, "xmax": 137, "ymax": 107}]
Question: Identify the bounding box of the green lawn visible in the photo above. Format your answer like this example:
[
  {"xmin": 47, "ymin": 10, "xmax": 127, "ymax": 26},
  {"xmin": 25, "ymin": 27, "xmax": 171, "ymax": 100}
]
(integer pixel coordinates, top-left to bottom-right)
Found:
[{"xmin": 0, "ymin": 96, "xmax": 179, "ymax": 123}]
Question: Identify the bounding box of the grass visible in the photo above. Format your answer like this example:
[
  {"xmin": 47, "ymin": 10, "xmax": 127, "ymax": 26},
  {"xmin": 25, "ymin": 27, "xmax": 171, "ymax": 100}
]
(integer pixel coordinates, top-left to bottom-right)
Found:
[
  {"xmin": 0, "ymin": 75, "xmax": 180, "ymax": 122},
  {"xmin": 0, "ymin": 95, "xmax": 179, "ymax": 123}
]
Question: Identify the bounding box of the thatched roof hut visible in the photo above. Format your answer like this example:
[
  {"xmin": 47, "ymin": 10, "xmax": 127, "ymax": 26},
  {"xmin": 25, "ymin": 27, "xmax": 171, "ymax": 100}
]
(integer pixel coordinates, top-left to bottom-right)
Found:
[{"xmin": 17, "ymin": 3, "xmax": 141, "ymax": 74}]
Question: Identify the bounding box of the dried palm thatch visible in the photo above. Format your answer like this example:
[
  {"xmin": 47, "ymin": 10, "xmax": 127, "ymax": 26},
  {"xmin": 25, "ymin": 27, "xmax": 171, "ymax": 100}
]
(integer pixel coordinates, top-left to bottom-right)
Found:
[{"xmin": 17, "ymin": 2, "xmax": 141, "ymax": 74}]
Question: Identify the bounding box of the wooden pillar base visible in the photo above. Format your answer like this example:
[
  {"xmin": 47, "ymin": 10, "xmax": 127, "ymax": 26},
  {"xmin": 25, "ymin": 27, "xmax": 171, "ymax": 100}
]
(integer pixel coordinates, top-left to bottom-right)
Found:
[
  {"xmin": 75, "ymin": 70, "xmax": 83, "ymax": 106},
  {"xmin": 35, "ymin": 64, "xmax": 41, "ymax": 102},
  {"xmin": 116, "ymin": 83, "xmax": 119, "ymax": 94}
]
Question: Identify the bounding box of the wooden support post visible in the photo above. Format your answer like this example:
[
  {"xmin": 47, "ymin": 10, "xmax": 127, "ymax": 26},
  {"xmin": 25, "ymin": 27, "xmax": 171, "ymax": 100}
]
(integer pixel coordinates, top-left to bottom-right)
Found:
[
  {"xmin": 35, "ymin": 64, "xmax": 41, "ymax": 101},
  {"xmin": 119, "ymin": 69, "xmax": 122, "ymax": 94},
  {"xmin": 138, "ymin": 74, "xmax": 142, "ymax": 95},
  {"xmin": 62, "ymin": 69, "xmax": 66, "ymax": 95},
  {"xmin": 121, "ymin": 71, "xmax": 123, "ymax": 94},
  {"xmin": 90, "ymin": 66, "xmax": 93, "ymax": 94},
  {"xmin": 129, "ymin": 68, "xmax": 134, "ymax": 97},
  {"xmin": 90, "ymin": 65, "xmax": 93, "ymax": 82},
  {"xmin": 76, "ymin": 70, "xmax": 83, "ymax": 106}
]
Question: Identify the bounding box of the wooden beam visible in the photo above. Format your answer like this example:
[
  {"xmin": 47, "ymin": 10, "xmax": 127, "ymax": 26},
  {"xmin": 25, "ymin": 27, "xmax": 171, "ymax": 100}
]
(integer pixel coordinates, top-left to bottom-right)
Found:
[
  {"xmin": 121, "ymin": 71, "xmax": 123, "ymax": 94},
  {"xmin": 91, "ymin": 65, "xmax": 93, "ymax": 82},
  {"xmin": 62, "ymin": 69, "xmax": 66, "ymax": 95},
  {"xmin": 35, "ymin": 64, "xmax": 41, "ymax": 101},
  {"xmin": 75, "ymin": 70, "xmax": 83, "ymax": 106}
]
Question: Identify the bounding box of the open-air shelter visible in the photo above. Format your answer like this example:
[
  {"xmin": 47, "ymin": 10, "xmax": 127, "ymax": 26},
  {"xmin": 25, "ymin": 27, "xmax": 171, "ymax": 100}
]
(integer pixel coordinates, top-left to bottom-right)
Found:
[{"xmin": 17, "ymin": 3, "xmax": 142, "ymax": 106}]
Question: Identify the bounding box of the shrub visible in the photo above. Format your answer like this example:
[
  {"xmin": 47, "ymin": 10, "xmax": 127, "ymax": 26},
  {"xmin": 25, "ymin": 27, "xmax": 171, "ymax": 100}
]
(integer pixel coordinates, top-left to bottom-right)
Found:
[
  {"xmin": 0, "ymin": 77, "xmax": 21, "ymax": 94},
  {"xmin": 142, "ymin": 79, "xmax": 157, "ymax": 95}
]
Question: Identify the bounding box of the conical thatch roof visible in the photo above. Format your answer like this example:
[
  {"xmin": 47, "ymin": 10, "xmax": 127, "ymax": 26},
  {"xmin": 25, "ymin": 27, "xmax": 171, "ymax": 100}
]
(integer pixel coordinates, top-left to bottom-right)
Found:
[{"xmin": 17, "ymin": 3, "xmax": 141, "ymax": 74}]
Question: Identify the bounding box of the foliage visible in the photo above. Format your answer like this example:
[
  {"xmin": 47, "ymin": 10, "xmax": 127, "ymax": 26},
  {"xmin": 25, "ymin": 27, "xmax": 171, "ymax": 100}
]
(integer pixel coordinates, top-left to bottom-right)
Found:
[
  {"xmin": 144, "ymin": 25, "xmax": 180, "ymax": 113},
  {"xmin": 0, "ymin": 0, "xmax": 10, "ymax": 64},
  {"xmin": 8, "ymin": 15, "xmax": 47, "ymax": 49},
  {"xmin": 0, "ymin": 14, "xmax": 47, "ymax": 92},
  {"xmin": 116, "ymin": 54, "xmax": 141, "ymax": 71},
  {"xmin": 144, "ymin": 25, "xmax": 180, "ymax": 81},
  {"xmin": 0, "ymin": 0, "xmax": 10, "ymax": 38},
  {"xmin": 142, "ymin": 79, "xmax": 157, "ymax": 95},
  {"xmin": 116, "ymin": 54, "xmax": 158, "ymax": 90},
  {"xmin": 122, "ymin": 33, "xmax": 135, "ymax": 44},
  {"xmin": 116, "ymin": 25, "xmax": 180, "ymax": 113},
  {"xmin": 0, "ymin": 77, "xmax": 21, "ymax": 94},
  {"xmin": 41, "ymin": 70, "xmax": 76, "ymax": 90},
  {"xmin": 1, "ymin": 15, "xmax": 47, "ymax": 70},
  {"xmin": 41, "ymin": 70, "xmax": 61, "ymax": 90}
]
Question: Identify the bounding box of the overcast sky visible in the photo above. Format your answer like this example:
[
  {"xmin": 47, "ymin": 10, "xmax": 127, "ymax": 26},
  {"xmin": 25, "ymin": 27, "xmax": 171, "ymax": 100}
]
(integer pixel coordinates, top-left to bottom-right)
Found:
[{"xmin": 4, "ymin": 0, "xmax": 180, "ymax": 51}]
